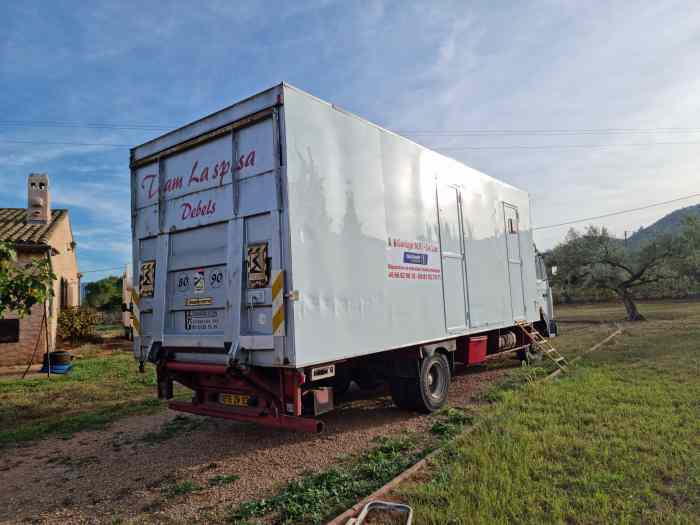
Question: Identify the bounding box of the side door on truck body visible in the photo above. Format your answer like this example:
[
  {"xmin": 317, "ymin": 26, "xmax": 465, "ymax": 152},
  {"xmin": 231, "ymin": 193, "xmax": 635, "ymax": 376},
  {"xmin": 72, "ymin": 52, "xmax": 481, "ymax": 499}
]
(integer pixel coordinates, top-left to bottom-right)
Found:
[
  {"xmin": 436, "ymin": 184, "xmax": 469, "ymax": 332},
  {"xmin": 503, "ymin": 203, "xmax": 526, "ymax": 321}
]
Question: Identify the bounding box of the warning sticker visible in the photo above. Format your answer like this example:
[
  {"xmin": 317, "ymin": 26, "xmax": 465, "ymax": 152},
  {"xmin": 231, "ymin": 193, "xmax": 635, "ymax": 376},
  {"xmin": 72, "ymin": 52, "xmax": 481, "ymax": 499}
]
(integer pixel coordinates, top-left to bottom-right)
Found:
[
  {"xmin": 139, "ymin": 260, "xmax": 156, "ymax": 297},
  {"xmin": 185, "ymin": 309, "xmax": 219, "ymax": 331},
  {"xmin": 193, "ymin": 269, "xmax": 206, "ymax": 293},
  {"xmin": 386, "ymin": 238, "xmax": 441, "ymax": 281},
  {"xmin": 185, "ymin": 296, "xmax": 213, "ymax": 306},
  {"xmin": 247, "ymin": 242, "xmax": 269, "ymax": 288}
]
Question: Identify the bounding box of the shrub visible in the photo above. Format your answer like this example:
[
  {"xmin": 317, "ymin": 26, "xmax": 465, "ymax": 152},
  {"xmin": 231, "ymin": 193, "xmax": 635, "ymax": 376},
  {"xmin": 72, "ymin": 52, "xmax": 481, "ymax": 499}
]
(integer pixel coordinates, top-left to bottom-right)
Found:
[{"xmin": 58, "ymin": 306, "xmax": 99, "ymax": 344}]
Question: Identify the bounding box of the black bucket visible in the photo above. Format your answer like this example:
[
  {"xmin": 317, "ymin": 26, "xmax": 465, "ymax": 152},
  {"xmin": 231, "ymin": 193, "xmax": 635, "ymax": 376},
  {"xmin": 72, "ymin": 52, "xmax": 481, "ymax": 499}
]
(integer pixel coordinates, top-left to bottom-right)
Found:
[{"xmin": 42, "ymin": 351, "xmax": 73, "ymax": 367}]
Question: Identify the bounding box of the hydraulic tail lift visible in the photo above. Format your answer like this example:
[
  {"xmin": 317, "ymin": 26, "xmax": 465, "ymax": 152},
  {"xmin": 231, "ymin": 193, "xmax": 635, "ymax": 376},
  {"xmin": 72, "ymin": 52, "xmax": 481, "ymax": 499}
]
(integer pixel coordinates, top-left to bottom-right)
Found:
[{"xmin": 160, "ymin": 362, "xmax": 324, "ymax": 433}]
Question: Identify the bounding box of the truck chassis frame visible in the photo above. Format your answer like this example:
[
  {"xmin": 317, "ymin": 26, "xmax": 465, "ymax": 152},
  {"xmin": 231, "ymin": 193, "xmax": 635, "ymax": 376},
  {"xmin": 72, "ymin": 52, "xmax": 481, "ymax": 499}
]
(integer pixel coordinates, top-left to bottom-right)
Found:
[{"xmin": 157, "ymin": 321, "xmax": 549, "ymax": 432}]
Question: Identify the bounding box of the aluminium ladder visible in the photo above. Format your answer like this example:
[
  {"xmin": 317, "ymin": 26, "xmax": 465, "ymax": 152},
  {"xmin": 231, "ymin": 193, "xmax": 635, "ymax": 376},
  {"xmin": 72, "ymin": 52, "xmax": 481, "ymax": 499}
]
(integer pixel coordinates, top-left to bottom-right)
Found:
[{"xmin": 515, "ymin": 320, "xmax": 569, "ymax": 372}]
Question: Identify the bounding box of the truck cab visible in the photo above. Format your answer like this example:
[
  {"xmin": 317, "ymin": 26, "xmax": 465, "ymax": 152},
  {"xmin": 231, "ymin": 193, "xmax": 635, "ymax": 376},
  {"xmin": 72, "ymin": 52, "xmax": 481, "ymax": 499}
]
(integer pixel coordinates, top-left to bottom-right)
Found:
[{"xmin": 534, "ymin": 251, "xmax": 557, "ymax": 336}]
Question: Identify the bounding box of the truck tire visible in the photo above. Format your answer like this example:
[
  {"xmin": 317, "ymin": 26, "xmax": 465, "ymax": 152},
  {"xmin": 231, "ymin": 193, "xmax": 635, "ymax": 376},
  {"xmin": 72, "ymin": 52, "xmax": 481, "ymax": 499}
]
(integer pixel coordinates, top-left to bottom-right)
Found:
[
  {"xmin": 390, "ymin": 354, "xmax": 450, "ymax": 413},
  {"xmin": 333, "ymin": 366, "xmax": 352, "ymax": 396},
  {"xmin": 352, "ymin": 367, "xmax": 381, "ymax": 390}
]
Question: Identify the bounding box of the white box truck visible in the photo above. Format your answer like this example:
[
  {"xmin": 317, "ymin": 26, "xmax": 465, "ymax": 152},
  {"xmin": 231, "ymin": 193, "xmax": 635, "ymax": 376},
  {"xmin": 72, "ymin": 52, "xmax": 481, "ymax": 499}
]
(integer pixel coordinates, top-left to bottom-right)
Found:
[{"xmin": 129, "ymin": 83, "xmax": 555, "ymax": 432}]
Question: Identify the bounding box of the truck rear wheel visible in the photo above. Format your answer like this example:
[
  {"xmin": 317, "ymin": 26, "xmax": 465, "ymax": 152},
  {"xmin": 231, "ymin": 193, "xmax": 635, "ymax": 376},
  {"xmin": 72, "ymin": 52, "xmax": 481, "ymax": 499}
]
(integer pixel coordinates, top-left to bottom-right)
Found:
[
  {"xmin": 332, "ymin": 366, "xmax": 352, "ymax": 396},
  {"xmin": 390, "ymin": 354, "xmax": 450, "ymax": 413},
  {"xmin": 352, "ymin": 367, "xmax": 381, "ymax": 390}
]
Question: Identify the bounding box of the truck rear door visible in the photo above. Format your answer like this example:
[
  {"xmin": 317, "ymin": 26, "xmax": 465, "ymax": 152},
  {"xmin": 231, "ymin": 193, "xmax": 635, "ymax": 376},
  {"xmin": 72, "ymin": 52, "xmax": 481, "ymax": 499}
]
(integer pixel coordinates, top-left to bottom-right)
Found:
[{"xmin": 131, "ymin": 111, "xmax": 284, "ymax": 366}]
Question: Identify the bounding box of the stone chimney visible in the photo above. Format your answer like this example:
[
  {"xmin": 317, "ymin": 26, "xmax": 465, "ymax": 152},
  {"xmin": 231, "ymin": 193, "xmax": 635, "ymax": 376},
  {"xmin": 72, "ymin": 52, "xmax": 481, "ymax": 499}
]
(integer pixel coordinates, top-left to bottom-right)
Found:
[{"xmin": 27, "ymin": 173, "xmax": 51, "ymax": 224}]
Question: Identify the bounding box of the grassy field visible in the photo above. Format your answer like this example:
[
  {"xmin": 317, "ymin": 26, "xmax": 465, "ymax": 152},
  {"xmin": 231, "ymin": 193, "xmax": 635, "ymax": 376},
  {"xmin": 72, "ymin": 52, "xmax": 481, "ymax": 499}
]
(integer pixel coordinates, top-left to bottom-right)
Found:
[
  {"xmin": 93, "ymin": 323, "xmax": 126, "ymax": 338},
  {"xmin": 0, "ymin": 346, "xmax": 164, "ymax": 447},
  {"xmin": 396, "ymin": 301, "xmax": 700, "ymax": 524},
  {"xmin": 2, "ymin": 300, "xmax": 698, "ymax": 524},
  {"xmin": 556, "ymin": 299, "xmax": 699, "ymax": 322},
  {"xmin": 218, "ymin": 313, "xmax": 631, "ymax": 524}
]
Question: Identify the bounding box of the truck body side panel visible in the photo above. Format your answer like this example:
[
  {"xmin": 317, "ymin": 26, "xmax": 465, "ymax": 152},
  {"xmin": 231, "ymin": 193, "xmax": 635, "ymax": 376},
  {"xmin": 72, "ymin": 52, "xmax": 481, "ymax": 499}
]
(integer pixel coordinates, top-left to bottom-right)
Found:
[{"xmin": 282, "ymin": 85, "xmax": 538, "ymax": 368}]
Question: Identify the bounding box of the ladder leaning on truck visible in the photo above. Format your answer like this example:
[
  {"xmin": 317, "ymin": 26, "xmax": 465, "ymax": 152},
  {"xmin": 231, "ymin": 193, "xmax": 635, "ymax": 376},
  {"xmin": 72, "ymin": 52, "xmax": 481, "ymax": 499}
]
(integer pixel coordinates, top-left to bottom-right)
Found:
[{"xmin": 127, "ymin": 83, "xmax": 557, "ymax": 433}]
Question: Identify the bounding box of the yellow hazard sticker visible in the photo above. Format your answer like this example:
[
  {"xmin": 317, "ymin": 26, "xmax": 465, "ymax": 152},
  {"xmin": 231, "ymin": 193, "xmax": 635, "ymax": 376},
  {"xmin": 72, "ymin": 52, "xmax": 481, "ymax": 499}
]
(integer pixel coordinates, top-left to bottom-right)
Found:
[
  {"xmin": 139, "ymin": 261, "xmax": 156, "ymax": 297},
  {"xmin": 271, "ymin": 270, "xmax": 285, "ymax": 336}
]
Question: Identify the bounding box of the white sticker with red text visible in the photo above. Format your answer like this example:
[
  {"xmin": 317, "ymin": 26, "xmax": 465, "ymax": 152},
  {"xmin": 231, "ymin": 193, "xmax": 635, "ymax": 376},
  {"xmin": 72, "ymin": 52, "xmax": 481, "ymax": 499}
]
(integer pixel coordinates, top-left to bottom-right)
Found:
[{"xmin": 386, "ymin": 238, "xmax": 442, "ymax": 282}]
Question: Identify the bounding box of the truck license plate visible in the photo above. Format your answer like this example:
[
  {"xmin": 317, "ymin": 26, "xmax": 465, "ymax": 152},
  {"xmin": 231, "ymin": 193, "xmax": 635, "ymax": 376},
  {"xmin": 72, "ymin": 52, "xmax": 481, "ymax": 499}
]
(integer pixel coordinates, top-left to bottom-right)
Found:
[{"xmin": 219, "ymin": 393, "xmax": 250, "ymax": 407}]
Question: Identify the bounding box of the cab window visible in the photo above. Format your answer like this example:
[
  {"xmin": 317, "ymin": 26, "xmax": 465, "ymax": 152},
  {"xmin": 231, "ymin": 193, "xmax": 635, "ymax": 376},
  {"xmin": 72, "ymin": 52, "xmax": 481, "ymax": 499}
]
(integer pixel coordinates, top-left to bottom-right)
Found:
[{"xmin": 535, "ymin": 256, "xmax": 546, "ymax": 280}]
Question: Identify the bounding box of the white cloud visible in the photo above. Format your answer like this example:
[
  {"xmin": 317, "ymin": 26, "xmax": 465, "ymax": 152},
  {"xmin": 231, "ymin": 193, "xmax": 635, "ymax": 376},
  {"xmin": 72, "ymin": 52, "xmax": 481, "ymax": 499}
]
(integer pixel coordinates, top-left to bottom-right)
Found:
[{"xmin": 3, "ymin": 0, "xmax": 700, "ymax": 269}]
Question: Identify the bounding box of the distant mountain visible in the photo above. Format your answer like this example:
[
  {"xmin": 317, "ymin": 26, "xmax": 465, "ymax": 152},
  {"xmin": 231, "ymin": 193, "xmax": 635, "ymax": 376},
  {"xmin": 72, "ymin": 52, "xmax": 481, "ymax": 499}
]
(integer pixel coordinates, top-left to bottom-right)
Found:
[{"xmin": 627, "ymin": 203, "xmax": 700, "ymax": 250}]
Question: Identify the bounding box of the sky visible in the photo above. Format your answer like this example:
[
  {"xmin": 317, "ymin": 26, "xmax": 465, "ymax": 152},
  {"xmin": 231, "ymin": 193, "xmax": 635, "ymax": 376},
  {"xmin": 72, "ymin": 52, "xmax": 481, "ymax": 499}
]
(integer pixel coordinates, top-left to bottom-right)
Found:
[{"xmin": 1, "ymin": 1, "xmax": 700, "ymax": 282}]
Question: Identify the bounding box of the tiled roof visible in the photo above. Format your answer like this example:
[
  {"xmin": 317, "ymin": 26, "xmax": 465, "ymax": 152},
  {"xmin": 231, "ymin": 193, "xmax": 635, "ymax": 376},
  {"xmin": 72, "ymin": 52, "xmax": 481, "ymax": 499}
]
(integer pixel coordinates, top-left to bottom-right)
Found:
[{"xmin": 0, "ymin": 208, "xmax": 67, "ymax": 245}]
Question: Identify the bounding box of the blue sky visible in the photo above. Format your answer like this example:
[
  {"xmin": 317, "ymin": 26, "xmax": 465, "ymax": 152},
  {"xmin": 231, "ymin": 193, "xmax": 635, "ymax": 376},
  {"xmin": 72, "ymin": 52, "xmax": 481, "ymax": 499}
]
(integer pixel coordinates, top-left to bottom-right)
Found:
[{"xmin": 2, "ymin": 1, "xmax": 700, "ymax": 282}]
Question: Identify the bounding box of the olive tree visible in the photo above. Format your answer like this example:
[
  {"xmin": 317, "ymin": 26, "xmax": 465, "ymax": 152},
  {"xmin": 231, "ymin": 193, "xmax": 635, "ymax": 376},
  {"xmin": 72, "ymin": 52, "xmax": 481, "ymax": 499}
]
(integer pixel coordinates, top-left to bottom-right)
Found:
[
  {"xmin": 548, "ymin": 224, "xmax": 694, "ymax": 321},
  {"xmin": 0, "ymin": 242, "xmax": 56, "ymax": 319},
  {"xmin": 675, "ymin": 216, "xmax": 700, "ymax": 282}
]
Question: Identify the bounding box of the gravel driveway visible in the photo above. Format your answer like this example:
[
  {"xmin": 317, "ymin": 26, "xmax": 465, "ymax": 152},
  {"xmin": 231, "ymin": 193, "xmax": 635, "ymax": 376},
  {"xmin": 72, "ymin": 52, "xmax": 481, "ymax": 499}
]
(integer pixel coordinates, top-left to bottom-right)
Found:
[{"xmin": 0, "ymin": 359, "xmax": 515, "ymax": 524}]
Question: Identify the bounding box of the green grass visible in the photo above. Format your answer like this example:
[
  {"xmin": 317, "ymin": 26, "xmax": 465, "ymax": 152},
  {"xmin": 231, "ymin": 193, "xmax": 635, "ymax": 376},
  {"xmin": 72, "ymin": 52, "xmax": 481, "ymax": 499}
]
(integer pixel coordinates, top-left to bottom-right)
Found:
[
  {"xmin": 162, "ymin": 480, "xmax": 203, "ymax": 498},
  {"xmin": 398, "ymin": 303, "xmax": 700, "ymax": 524},
  {"xmin": 0, "ymin": 350, "xmax": 166, "ymax": 448},
  {"xmin": 94, "ymin": 323, "xmax": 124, "ymax": 337},
  {"xmin": 208, "ymin": 474, "xmax": 241, "ymax": 487},
  {"xmin": 430, "ymin": 407, "xmax": 473, "ymax": 440},
  {"xmin": 227, "ymin": 436, "xmax": 427, "ymax": 525},
  {"xmin": 219, "ymin": 306, "xmax": 696, "ymax": 525},
  {"xmin": 141, "ymin": 414, "xmax": 205, "ymax": 444},
  {"xmin": 556, "ymin": 298, "xmax": 700, "ymax": 322}
]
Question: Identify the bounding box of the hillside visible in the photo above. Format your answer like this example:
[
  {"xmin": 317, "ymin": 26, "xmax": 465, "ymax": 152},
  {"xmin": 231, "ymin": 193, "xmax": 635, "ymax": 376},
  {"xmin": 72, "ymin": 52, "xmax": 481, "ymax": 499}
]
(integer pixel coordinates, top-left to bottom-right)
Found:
[{"xmin": 627, "ymin": 203, "xmax": 700, "ymax": 250}]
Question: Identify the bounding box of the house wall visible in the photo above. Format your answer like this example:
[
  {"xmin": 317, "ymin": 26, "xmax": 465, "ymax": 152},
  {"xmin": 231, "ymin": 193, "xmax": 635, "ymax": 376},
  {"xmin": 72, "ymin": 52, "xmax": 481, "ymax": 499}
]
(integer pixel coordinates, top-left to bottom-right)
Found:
[
  {"xmin": 0, "ymin": 216, "xmax": 79, "ymax": 367},
  {"xmin": 0, "ymin": 301, "xmax": 48, "ymax": 367},
  {"xmin": 47, "ymin": 216, "xmax": 80, "ymax": 344}
]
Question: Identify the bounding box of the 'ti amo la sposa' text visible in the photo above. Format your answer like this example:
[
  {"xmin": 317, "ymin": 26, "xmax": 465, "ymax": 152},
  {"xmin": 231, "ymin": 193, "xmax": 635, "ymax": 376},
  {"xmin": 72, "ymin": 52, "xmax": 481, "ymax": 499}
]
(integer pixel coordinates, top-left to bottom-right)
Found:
[{"xmin": 139, "ymin": 150, "xmax": 257, "ymax": 200}]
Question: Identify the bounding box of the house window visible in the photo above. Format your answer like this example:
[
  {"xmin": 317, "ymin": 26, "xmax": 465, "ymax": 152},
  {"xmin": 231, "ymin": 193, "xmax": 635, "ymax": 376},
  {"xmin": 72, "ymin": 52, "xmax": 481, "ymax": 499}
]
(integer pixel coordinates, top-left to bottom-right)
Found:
[
  {"xmin": 0, "ymin": 320, "xmax": 20, "ymax": 343},
  {"xmin": 60, "ymin": 278, "xmax": 69, "ymax": 309}
]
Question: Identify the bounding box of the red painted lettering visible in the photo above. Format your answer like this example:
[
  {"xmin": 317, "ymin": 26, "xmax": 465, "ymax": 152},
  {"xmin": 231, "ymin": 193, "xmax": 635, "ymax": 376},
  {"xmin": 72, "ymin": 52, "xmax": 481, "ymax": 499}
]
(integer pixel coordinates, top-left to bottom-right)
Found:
[
  {"xmin": 218, "ymin": 160, "xmax": 231, "ymax": 186},
  {"xmin": 142, "ymin": 174, "xmax": 158, "ymax": 199},
  {"xmin": 188, "ymin": 161, "xmax": 200, "ymax": 186},
  {"xmin": 181, "ymin": 202, "xmax": 192, "ymax": 220},
  {"xmin": 235, "ymin": 150, "xmax": 256, "ymax": 171},
  {"xmin": 245, "ymin": 150, "xmax": 255, "ymax": 167},
  {"xmin": 164, "ymin": 176, "xmax": 183, "ymax": 193},
  {"xmin": 179, "ymin": 199, "xmax": 217, "ymax": 222}
]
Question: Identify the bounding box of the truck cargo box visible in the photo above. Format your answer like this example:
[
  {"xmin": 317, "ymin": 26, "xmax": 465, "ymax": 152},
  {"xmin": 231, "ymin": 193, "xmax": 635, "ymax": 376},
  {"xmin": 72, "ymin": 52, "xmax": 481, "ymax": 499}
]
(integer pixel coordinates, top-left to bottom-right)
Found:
[{"xmin": 130, "ymin": 83, "xmax": 551, "ymax": 430}]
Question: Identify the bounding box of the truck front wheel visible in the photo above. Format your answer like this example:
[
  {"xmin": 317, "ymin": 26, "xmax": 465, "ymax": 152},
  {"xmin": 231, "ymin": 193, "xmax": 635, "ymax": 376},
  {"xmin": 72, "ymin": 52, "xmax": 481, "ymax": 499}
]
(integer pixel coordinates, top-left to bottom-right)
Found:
[{"xmin": 390, "ymin": 353, "xmax": 450, "ymax": 413}]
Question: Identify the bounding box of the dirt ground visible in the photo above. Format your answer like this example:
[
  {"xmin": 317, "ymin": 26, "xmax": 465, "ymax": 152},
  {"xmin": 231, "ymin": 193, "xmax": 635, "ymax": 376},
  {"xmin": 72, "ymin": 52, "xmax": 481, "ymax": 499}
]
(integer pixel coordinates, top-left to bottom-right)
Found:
[{"xmin": 0, "ymin": 358, "xmax": 516, "ymax": 524}]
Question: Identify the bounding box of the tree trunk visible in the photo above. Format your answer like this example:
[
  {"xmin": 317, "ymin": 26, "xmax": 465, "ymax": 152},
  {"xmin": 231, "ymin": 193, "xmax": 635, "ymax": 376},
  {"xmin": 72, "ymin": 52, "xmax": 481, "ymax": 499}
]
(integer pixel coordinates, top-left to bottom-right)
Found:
[{"xmin": 619, "ymin": 289, "xmax": 645, "ymax": 321}]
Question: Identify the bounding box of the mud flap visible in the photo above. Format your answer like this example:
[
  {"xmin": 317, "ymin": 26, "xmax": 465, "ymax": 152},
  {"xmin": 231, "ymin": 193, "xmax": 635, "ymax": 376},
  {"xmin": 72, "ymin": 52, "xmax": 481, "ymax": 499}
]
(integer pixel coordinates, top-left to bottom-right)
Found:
[{"xmin": 157, "ymin": 374, "xmax": 174, "ymax": 399}]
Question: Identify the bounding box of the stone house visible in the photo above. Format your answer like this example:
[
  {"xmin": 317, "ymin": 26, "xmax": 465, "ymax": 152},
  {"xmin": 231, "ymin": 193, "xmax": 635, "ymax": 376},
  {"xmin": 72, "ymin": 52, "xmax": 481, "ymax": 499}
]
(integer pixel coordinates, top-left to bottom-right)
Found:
[{"xmin": 0, "ymin": 174, "xmax": 80, "ymax": 367}]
